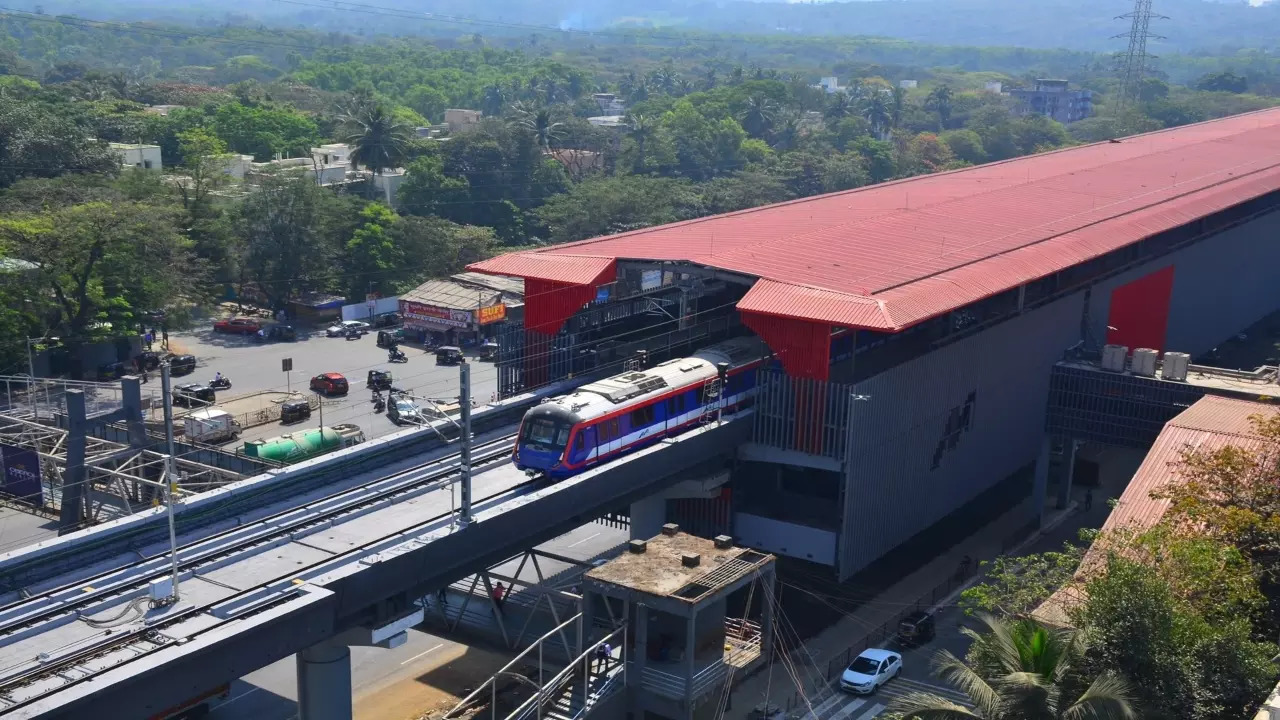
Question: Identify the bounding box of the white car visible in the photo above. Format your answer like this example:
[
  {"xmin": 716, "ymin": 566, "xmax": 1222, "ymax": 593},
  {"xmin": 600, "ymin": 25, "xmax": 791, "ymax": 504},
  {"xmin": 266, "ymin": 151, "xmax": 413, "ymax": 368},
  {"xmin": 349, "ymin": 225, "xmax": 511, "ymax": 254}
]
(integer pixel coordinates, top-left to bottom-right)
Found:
[
  {"xmin": 840, "ymin": 648, "xmax": 901, "ymax": 694},
  {"xmin": 326, "ymin": 320, "xmax": 370, "ymax": 337}
]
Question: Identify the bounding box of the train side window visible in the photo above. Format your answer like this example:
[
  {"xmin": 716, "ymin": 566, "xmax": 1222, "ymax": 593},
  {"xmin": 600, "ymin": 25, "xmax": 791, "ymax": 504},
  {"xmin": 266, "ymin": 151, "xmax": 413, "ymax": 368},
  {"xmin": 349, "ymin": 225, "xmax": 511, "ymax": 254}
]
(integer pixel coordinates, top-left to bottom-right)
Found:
[
  {"xmin": 600, "ymin": 419, "xmax": 619, "ymax": 442},
  {"xmin": 630, "ymin": 405, "xmax": 655, "ymax": 427},
  {"xmin": 573, "ymin": 433, "xmax": 584, "ymax": 452}
]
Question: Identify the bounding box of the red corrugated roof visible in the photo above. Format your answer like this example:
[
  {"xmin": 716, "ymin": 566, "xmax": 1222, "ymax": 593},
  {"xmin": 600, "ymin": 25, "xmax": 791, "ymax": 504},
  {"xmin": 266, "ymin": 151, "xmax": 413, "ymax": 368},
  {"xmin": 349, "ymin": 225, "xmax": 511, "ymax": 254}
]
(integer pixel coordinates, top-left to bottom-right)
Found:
[
  {"xmin": 1035, "ymin": 395, "xmax": 1279, "ymax": 627},
  {"xmin": 470, "ymin": 109, "xmax": 1280, "ymax": 331}
]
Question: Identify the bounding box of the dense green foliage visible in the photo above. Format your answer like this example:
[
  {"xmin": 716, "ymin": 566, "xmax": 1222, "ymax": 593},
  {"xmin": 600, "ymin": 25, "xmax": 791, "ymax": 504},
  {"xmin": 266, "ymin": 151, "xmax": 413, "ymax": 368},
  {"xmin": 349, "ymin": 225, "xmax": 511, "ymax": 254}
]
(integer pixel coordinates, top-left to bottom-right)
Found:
[{"xmin": 0, "ymin": 10, "xmax": 1276, "ymax": 374}]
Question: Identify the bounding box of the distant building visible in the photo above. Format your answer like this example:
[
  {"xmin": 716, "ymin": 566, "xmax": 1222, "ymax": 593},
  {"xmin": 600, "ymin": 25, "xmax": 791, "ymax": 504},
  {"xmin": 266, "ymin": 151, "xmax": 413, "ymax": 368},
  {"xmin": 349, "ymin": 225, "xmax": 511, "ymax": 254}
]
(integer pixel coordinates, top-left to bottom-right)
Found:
[
  {"xmin": 815, "ymin": 76, "xmax": 842, "ymax": 94},
  {"xmin": 588, "ymin": 115, "xmax": 627, "ymax": 129},
  {"xmin": 592, "ymin": 93, "xmax": 626, "ymax": 115},
  {"xmin": 443, "ymin": 109, "xmax": 483, "ymax": 134},
  {"xmin": 546, "ymin": 149, "xmax": 604, "ymax": 178},
  {"xmin": 142, "ymin": 104, "xmax": 184, "ymax": 116},
  {"xmin": 110, "ymin": 143, "xmax": 162, "ymax": 171},
  {"xmin": 1008, "ymin": 79, "xmax": 1093, "ymax": 124},
  {"xmin": 899, "ymin": 79, "xmax": 918, "ymax": 89},
  {"xmin": 984, "ymin": 81, "xmax": 1004, "ymax": 94},
  {"xmin": 221, "ymin": 154, "xmax": 256, "ymax": 180}
]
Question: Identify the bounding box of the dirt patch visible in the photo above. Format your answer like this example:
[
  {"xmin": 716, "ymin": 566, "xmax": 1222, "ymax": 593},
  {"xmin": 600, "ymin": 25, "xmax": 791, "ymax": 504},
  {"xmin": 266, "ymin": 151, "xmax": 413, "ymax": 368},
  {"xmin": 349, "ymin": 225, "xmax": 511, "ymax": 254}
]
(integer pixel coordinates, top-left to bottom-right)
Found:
[{"xmin": 355, "ymin": 645, "xmax": 515, "ymax": 720}]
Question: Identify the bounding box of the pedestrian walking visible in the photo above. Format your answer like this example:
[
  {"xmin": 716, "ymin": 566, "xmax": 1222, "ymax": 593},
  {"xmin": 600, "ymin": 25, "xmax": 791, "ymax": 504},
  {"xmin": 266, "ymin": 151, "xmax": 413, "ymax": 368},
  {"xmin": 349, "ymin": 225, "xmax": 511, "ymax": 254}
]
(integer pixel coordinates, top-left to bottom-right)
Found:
[
  {"xmin": 144, "ymin": 331, "xmax": 153, "ymax": 350},
  {"xmin": 161, "ymin": 328, "xmax": 169, "ymax": 350},
  {"xmin": 594, "ymin": 641, "xmax": 612, "ymax": 674},
  {"xmin": 1085, "ymin": 489, "xmax": 1093, "ymax": 511},
  {"xmin": 491, "ymin": 582, "xmax": 506, "ymax": 614},
  {"xmin": 437, "ymin": 587, "xmax": 448, "ymax": 605}
]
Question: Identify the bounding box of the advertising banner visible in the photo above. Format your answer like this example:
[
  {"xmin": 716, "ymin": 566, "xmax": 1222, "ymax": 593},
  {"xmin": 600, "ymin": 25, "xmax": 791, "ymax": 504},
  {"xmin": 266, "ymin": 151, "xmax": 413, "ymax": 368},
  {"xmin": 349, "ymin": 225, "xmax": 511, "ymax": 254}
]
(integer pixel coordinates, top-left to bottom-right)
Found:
[
  {"xmin": 477, "ymin": 304, "xmax": 507, "ymax": 325},
  {"xmin": 0, "ymin": 443, "xmax": 43, "ymax": 506},
  {"xmin": 401, "ymin": 301, "xmax": 473, "ymax": 329}
]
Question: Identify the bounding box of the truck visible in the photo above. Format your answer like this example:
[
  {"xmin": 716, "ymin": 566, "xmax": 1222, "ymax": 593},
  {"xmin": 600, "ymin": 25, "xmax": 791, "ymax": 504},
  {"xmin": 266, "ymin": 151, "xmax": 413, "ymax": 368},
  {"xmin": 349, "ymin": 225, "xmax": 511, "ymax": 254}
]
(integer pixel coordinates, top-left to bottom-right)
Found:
[
  {"xmin": 241, "ymin": 424, "xmax": 365, "ymax": 464},
  {"xmin": 183, "ymin": 408, "xmax": 241, "ymax": 444}
]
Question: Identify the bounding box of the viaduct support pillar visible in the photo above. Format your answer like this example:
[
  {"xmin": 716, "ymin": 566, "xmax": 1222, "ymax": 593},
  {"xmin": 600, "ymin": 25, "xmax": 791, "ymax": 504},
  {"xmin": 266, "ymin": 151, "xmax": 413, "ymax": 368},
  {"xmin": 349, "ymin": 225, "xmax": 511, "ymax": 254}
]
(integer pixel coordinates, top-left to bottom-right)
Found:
[
  {"xmin": 296, "ymin": 642, "xmax": 352, "ymax": 720},
  {"xmin": 629, "ymin": 495, "xmax": 666, "ymax": 541},
  {"xmin": 1056, "ymin": 438, "xmax": 1079, "ymax": 510},
  {"xmin": 1032, "ymin": 435, "xmax": 1050, "ymax": 528}
]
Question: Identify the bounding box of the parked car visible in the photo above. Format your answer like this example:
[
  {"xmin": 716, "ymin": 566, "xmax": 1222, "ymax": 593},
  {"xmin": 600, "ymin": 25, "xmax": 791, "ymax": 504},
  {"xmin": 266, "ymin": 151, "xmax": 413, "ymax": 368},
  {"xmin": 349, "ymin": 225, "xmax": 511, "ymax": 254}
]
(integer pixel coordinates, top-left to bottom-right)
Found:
[
  {"xmin": 839, "ymin": 649, "xmax": 901, "ymax": 695},
  {"xmin": 280, "ymin": 399, "xmax": 311, "ymax": 424},
  {"xmin": 136, "ymin": 350, "xmax": 163, "ymax": 371},
  {"xmin": 387, "ymin": 396, "xmax": 424, "ymax": 425},
  {"xmin": 435, "ymin": 346, "xmax": 463, "ymax": 366},
  {"xmin": 213, "ymin": 317, "xmax": 262, "ymax": 335},
  {"xmin": 373, "ymin": 312, "xmax": 402, "ymax": 328},
  {"xmin": 479, "ymin": 340, "xmax": 499, "ymax": 362},
  {"xmin": 326, "ymin": 320, "xmax": 370, "ymax": 337},
  {"xmin": 309, "ymin": 372, "xmax": 349, "ymax": 396},
  {"xmin": 168, "ymin": 354, "xmax": 197, "ymax": 376},
  {"xmin": 173, "ymin": 384, "xmax": 216, "ymax": 408},
  {"xmin": 897, "ymin": 610, "xmax": 936, "ymax": 647},
  {"xmin": 96, "ymin": 361, "xmax": 128, "ymax": 381},
  {"xmin": 255, "ymin": 325, "xmax": 297, "ymax": 343}
]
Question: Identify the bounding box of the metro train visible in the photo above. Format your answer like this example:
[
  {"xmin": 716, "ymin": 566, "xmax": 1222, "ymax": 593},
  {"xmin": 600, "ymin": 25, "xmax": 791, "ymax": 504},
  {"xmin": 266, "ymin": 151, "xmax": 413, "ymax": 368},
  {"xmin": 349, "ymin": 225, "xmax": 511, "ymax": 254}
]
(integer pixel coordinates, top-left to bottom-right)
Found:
[{"xmin": 514, "ymin": 336, "xmax": 769, "ymax": 478}]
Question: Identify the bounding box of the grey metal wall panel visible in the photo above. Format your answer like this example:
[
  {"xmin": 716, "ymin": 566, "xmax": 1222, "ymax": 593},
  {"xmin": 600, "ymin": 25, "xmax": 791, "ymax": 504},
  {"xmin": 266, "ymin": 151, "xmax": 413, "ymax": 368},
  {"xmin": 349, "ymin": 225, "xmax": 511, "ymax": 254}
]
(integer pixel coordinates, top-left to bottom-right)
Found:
[{"xmin": 837, "ymin": 209, "xmax": 1280, "ymax": 579}]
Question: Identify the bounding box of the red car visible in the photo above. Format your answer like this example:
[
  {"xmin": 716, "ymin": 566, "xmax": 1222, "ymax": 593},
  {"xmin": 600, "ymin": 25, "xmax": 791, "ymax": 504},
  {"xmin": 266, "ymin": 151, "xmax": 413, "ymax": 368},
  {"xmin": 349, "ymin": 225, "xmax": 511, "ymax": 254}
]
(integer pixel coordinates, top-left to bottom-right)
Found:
[
  {"xmin": 310, "ymin": 372, "xmax": 349, "ymax": 396},
  {"xmin": 213, "ymin": 317, "xmax": 262, "ymax": 335}
]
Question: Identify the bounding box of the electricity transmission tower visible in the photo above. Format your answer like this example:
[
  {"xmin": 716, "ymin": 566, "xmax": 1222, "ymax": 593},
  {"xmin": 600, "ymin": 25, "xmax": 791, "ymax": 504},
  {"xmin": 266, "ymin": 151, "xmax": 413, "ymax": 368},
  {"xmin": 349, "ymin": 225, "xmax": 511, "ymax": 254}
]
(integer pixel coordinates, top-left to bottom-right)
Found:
[{"xmin": 1113, "ymin": 0, "xmax": 1167, "ymax": 112}]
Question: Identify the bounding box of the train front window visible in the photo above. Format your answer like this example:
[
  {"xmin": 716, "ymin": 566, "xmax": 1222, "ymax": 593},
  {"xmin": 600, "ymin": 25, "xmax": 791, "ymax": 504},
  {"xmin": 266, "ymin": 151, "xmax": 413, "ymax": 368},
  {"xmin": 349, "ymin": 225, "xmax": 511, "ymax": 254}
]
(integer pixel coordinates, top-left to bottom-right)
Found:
[{"xmin": 521, "ymin": 417, "xmax": 571, "ymax": 452}]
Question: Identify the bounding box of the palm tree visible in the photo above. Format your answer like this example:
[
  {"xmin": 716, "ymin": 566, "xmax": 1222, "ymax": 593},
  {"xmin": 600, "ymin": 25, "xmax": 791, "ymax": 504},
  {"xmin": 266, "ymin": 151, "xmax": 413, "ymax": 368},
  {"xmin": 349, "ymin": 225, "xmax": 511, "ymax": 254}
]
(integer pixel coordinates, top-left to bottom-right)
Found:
[
  {"xmin": 703, "ymin": 67, "xmax": 719, "ymax": 90},
  {"xmin": 339, "ymin": 101, "xmax": 413, "ymax": 184},
  {"xmin": 890, "ymin": 85, "xmax": 907, "ymax": 130},
  {"xmin": 481, "ymin": 84, "xmax": 506, "ymax": 116},
  {"xmin": 739, "ymin": 94, "xmax": 778, "ymax": 139},
  {"xmin": 926, "ymin": 84, "xmax": 955, "ymax": 129},
  {"xmin": 626, "ymin": 114, "xmax": 656, "ymax": 173},
  {"xmin": 862, "ymin": 91, "xmax": 892, "ymax": 139},
  {"xmin": 890, "ymin": 614, "xmax": 1137, "ymax": 720},
  {"xmin": 771, "ymin": 113, "xmax": 800, "ymax": 151},
  {"xmin": 512, "ymin": 103, "xmax": 564, "ymax": 151},
  {"xmin": 729, "ymin": 65, "xmax": 745, "ymax": 85},
  {"xmin": 825, "ymin": 92, "xmax": 856, "ymax": 124}
]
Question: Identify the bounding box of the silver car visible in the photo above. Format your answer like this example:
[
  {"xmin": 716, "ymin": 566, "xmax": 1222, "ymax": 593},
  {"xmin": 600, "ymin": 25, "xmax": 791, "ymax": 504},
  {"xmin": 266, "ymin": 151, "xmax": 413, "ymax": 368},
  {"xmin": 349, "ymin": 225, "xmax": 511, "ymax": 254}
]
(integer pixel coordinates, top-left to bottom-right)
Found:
[{"xmin": 326, "ymin": 320, "xmax": 370, "ymax": 337}]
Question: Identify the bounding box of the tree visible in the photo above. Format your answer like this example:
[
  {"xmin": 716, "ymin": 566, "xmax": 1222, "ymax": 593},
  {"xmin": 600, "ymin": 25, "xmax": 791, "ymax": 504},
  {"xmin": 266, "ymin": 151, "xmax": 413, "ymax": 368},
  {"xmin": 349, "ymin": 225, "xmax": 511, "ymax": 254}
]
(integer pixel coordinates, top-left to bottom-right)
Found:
[
  {"xmin": 862, "ymin": 92, "xmax": 892, "ymax": 139},
  {"xmin": 174, "ymin": 128, "xmax": 230, "ymax": 214},
  {"xmin": 739, "ymin": 94, "xmax": 778, "ymax": 139},
  {"xmin": 1196, "ymin": 71, "xmax": 1249, "ymax": 94},
  {"xmin": 2, "ymin": 202, "xmax": 190, "ymax": 372},
  {"xmin": 902, "ymin": 133, "xmax": 956, "ymax": 175},
  {"xmin": 961, "ymin": 542, "xmax": 1084, "ymax": 619},
  {"xmin": 534, "ymin": 175, "xmax": 703, "ymax": 243},
  {"xmin": 626, "ymin": 114, "xmax": 657, "ymax": 173},
  {"xmin": 339, "ymin": 101, "xmax": 413, "ymax": 179},
  {"xmin": 825, "ymin": 92, "xmax": 856, "ymax": 125},
  {"xmin": 925, "ymin": 85, "xmax": 955, "ymax": 130},
  {"xmin": 890, "ymin": 614, "xmax": 1137, "ymax": 720},
  {"xmin": 0, "ymin": 101, "xmax": 118, "ymax": 189},
  {"xmin": 343, "ymin": 203, "xmax": 401, "ymax": 300},
  {"xmin": 512, "ymin": 103, "xmax": 564, "ymax": 151},
  {"xmin": 941, "ymin": 129, "xmax": 987, "ymax": 165},
  {"xmin": 399, "ymin": 153, "xmax": 470, "ymax": 218},
  {"xmin": 209, "ymin": 101, "xmax": 319, "ymax": 161},
  {"xmin": 889, "ymin": 85, "xmax": 907, "ymax": 130}
]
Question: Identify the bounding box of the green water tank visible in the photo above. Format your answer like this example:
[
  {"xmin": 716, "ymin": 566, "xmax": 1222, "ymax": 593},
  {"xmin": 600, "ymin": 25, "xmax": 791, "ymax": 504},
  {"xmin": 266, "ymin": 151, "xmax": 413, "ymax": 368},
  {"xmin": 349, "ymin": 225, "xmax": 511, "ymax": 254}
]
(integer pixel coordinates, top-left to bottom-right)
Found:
[{"xmin": 243, "ymin": 427, "xmax": 342, "ymax": 464}]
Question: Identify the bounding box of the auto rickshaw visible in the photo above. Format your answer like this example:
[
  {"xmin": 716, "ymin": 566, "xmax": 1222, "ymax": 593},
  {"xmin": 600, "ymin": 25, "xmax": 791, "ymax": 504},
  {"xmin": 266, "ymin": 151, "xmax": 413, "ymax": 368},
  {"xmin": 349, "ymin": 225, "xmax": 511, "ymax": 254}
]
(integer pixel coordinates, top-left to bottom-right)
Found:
[
  {"xmin": 478, "ymin": 340, "xmax": 499, "ymax": 362},
  {"xmin": 435, "ymin": 346, "xmax": 463, "ymax": 366},
  {"xmin": 280, "ymin": 399, "xmax": 311, "ymax": 424},
  {"xmin": 367, "ymin": 369, "xmax": 393, "ymax": 391},
  {"xmin": 376, "ymin": 329, "xmax": 407, "ymax": 348}
]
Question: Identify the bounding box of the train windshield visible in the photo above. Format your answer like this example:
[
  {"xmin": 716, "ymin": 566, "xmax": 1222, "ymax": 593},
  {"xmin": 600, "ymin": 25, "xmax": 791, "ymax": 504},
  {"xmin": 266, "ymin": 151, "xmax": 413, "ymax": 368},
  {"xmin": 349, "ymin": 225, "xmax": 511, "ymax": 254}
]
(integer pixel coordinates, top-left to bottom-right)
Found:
[{"xmin": 521, "ymin": 417, "xmax": 572, "ymax": 453}]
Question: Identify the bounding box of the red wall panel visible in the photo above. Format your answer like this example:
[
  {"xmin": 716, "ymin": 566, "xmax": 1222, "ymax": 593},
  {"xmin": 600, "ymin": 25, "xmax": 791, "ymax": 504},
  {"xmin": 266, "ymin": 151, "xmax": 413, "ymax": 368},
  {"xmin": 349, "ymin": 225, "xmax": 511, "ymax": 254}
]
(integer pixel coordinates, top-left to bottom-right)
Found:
[
  {"xmin": 1105, "ymin": 265, "xmax": 1176, "ymax": 352},
  {"xmin": 740, "ymin": 312, "xmax": 833, "ymax": 380}
]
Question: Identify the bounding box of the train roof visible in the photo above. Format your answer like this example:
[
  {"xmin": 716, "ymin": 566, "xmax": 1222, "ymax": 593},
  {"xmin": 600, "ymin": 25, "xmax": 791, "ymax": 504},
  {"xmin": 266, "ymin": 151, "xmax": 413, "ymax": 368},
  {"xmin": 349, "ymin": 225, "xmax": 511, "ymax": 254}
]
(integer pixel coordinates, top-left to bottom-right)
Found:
[{"xmin": 539, "ymin": 336, "xmax": 767, "ymax": 421}]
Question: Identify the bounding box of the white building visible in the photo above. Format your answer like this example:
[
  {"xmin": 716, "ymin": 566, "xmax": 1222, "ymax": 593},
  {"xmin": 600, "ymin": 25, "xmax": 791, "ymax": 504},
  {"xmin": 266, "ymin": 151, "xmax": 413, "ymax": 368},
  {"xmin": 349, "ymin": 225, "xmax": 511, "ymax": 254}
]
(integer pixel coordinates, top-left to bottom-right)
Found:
[
  {"xmin": 444, "ymin": 109, "xmax": 482, "ymax": 134},
  {"xmin": 588, "ymin": 115, "xmax": 627, "ymax": 128},
  {"xmin": 312, "ymin": 143, "xmax": 351, "ymax": 166},
  {"xmin": 371, "ymin": 169, "xmax": 406, "ymax": 208},
  {"xmin": 816, "ymin": 76, "xmax": 842, "ymax": 94},
  {"xmin": 110, "ymin": 143, "xmax": 162, "ymax": 171},
  {"xmin": 221, "ymin": 154, "xmax": 256, "ymax": 180},
  {"xmin": 899, "ymin": 79, "xmax": 918, "ymax": 89},
  {"xmin": 593, "ymin": 93, "xmax": 626, "ymax": 115},
  {"xmin": 984, "ymin": 81, "xmax": 1004, "ymax": 94}
]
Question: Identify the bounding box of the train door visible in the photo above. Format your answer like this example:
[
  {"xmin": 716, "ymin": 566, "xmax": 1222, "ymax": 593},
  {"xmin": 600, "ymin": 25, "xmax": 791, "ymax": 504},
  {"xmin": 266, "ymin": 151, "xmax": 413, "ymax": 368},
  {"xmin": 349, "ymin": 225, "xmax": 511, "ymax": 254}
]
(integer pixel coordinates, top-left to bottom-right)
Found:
[{"xmin": 570, "ymin": 425, "xmax": 597, "ymax": 465}]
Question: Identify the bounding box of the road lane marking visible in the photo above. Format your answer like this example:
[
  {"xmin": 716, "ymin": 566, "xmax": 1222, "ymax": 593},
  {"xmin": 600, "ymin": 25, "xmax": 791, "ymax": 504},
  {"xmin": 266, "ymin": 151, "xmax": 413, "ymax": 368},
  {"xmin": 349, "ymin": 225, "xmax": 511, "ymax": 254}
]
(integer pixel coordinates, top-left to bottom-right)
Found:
[
  {"xmin": 568, "ymin": 532, "xmax": 602, "ymax": 548},
  {"xmin": 830, "ymin": 697, "xmax": 868, "ymax": 720},
  {"xmin": 220, "ymin": 686, "xmax": 261, "ymax": 708},
  {"xmin": 400, "ymin": 643, "xmax": 445, "ymax": 665}
]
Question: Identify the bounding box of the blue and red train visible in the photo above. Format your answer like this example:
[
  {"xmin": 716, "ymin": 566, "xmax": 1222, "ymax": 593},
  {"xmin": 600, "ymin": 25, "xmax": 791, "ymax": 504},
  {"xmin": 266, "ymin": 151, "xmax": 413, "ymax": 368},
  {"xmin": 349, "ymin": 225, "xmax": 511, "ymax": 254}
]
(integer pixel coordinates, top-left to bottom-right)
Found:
[{"xmin": 514, "ymin": 337, "xmax": 768, "ymax": 478}]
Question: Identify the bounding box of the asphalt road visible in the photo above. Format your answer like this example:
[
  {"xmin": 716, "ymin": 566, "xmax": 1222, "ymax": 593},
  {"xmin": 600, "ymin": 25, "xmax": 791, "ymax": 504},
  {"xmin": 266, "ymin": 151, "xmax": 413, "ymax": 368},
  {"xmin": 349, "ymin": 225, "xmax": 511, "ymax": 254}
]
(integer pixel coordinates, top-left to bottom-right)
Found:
[{"xmin": 168, "ymin": 324, "xmax": 501, "ymax": 447}]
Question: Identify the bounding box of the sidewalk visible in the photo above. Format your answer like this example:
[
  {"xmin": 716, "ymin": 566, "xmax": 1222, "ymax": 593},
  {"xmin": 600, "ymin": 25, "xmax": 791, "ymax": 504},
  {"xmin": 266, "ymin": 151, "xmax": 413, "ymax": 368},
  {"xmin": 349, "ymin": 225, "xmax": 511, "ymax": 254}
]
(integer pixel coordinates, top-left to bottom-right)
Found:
[{"xmin": 724, "ymin": 446, "xmax": 1142, "ymax": 718}]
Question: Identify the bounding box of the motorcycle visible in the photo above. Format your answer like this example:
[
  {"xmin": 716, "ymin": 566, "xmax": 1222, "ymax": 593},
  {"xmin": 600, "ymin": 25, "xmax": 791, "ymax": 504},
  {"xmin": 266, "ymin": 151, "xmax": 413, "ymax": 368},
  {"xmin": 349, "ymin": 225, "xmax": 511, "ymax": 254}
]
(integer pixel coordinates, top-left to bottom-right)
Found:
[
  {"xmin": 209, "ymin": 376, "xmax": 232, "ymax": 390},
  {"xmin": 388, "ymin": 349, "xmax": 408, "ymax": 363},
  {"xmin": 373, "ymin": 394, "xmax": 386, "ymax": 413}
]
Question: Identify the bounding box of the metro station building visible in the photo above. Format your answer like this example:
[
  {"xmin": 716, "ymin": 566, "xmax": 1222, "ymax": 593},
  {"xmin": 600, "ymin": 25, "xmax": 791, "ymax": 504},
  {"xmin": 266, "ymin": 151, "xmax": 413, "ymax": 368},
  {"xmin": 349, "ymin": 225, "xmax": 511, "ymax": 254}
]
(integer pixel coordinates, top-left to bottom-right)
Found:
[{"xmin": 471, "ymin": 109, "xmax": 1280, "ymax": 580}]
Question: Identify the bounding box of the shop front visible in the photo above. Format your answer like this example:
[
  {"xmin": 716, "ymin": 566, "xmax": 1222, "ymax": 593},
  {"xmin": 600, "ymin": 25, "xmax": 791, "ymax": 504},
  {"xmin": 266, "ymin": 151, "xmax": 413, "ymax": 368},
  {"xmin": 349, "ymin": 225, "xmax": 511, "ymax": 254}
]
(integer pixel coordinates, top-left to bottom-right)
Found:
[{"xmin": 401, "ymin": 301, "xmax": 476, "ymax": 346}]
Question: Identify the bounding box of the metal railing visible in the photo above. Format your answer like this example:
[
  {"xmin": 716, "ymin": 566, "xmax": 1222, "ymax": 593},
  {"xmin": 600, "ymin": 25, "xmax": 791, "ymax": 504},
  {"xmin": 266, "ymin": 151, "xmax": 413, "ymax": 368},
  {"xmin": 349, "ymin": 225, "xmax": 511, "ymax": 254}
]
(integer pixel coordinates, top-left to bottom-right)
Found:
[
  {"xmin": 444, "ymin": 614, "xmax": 585, "ymax": 720},
  {"xmin": 630, "ymin": 619, "xmax": 764, "ymax": 700},
  {"xmin": 752, "ymin": 371, "xmax": 858, "ymax": 461},
  {"xmin": 505, "ymin": 623, "xmax": 629, "ymax": 720}
]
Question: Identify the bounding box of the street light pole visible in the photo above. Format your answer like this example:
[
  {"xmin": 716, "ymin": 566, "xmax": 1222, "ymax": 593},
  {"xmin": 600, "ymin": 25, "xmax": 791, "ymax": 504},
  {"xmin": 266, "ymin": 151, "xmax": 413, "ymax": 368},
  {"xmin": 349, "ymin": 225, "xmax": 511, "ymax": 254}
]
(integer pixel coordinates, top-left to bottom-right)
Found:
[{"xmin": 160, "ymin": 362, "xmax": 181, "ymax": 602}]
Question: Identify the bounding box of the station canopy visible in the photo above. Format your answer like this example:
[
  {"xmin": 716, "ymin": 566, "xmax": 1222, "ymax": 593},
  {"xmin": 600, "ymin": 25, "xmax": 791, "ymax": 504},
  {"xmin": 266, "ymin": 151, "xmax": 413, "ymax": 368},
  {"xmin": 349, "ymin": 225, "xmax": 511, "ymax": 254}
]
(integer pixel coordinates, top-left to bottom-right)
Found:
[{"xmin": 471, "ymin": 109, "xmax": 1280, "ymax": 378}]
